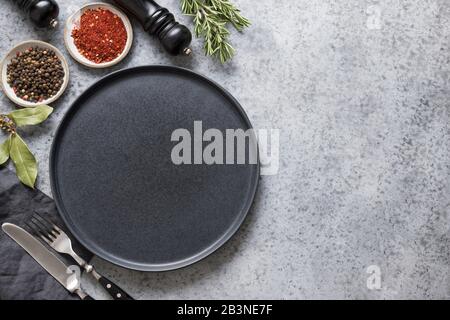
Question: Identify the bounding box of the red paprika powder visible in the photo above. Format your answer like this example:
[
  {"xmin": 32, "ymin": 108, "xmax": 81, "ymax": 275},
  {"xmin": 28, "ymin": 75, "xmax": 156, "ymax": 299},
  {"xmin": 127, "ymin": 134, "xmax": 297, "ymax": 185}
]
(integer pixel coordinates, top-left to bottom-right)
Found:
[{"xmin": 72, "ymin": 8, "xmax": 127, "ymax": 64}]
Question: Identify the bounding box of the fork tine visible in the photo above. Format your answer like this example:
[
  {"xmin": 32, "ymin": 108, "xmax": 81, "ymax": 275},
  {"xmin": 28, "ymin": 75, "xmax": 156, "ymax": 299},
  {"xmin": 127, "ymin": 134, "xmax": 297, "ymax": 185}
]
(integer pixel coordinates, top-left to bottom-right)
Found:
[
  {"xmin": 26, "ymin": 221, "xmax": 53, "ymax": 245},
  {"xmin": 32, "ymin": 213, "xmax": 58, "ymax": 237},
  {"xmin": 34, "ymin": 211, "xmax": 62, "ymax": 234},
  {"xmin": 30, "ymin": 217, "xmax": 56, "ymax": 241}
]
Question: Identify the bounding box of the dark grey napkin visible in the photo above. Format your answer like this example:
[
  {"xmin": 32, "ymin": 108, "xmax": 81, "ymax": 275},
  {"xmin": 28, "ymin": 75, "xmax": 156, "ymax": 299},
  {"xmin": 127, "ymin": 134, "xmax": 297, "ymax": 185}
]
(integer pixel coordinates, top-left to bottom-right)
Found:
[{"xmin": 0, "ymin": 167, "xmax": 92, "ymax": 300}]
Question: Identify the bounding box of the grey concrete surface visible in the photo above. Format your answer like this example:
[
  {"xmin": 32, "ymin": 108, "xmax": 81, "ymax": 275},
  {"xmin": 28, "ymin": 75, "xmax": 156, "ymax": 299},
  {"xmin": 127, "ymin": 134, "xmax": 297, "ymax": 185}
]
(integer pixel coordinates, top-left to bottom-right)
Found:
[{"xmin": 1, "ymin": 0, "xmax": 449, "ymax": 299}]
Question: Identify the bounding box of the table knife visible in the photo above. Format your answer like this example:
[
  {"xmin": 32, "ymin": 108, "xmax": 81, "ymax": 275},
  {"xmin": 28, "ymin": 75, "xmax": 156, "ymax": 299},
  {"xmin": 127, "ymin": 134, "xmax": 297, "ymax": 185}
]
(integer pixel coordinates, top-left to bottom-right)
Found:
[{"xmin": 2, "ymin": 223, "xmax": 93, "ymax": 300}]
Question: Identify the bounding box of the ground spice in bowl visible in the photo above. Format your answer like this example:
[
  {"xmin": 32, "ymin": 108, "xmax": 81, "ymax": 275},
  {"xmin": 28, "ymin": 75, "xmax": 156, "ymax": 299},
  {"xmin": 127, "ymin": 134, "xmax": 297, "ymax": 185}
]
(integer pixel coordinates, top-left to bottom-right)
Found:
[
  {"xmin": 6, "ymin": 47, "xmax": 65, "ymax": 103},
  {"xmin": 71, "ymin": 8, "xmax": 128, "ymax": 64}
]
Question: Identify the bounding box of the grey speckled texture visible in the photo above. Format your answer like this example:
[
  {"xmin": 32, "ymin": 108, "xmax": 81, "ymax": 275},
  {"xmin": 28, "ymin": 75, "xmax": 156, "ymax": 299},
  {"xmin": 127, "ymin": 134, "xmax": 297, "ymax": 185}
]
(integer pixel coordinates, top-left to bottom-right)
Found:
[{"xmin": 1, "ymin": 0, "xmax": 449, "ymax": 299}]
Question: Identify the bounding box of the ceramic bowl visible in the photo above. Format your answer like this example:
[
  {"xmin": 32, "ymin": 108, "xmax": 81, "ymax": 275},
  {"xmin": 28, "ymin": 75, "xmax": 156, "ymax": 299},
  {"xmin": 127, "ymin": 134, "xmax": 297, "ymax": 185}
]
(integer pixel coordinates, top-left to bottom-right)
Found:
[
  {"xmin": 1, "ymin": 40, "xmax": 70, "ymax": 107},
  {"xmin": 64, "ymin": 2, "xmax": 133, "ymax": 68}
]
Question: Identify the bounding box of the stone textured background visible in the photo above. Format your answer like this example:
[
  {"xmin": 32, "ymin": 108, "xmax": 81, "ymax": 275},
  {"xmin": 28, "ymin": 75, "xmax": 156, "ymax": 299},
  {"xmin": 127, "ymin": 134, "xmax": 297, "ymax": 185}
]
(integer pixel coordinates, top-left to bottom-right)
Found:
[{"xmin": 1, "ymin": 0, "xmax": 449, "ymax": 299}]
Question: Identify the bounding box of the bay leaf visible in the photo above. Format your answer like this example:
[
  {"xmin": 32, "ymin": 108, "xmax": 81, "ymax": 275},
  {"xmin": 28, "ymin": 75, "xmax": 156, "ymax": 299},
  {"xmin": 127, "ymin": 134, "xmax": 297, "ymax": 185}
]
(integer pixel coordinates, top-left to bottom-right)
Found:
[
  {"xmin": 9, "ymin": 134, "xmax": 37, "ymax": 188},
  {"xmin": 0, "ymin": 136, "xmax": 11, "ymax": 165},
  {"xmin": 8, "ymin": 105, "xmax": 53, "ymax": 127}
]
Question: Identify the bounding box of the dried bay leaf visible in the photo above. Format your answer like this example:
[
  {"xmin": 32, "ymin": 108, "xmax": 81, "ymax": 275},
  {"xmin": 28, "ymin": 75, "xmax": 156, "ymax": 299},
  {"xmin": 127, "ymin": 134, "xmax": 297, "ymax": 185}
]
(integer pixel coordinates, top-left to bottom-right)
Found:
[
  {"xmin": 9, "ymin": 134, "xmax": 37, "ymax": 188},
  {"xmin": 0, "ymin": 136, "xmax": 11, "ymax": 165},
  {"xmin": 8, "ymin": 105, "xmax": 53, "ymax": 127}
]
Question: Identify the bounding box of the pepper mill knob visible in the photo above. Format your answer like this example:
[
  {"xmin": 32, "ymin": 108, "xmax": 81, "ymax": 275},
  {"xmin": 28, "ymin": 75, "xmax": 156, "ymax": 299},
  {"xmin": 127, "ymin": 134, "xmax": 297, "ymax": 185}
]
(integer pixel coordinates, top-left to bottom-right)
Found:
[
  {"xmin": 155, "ymin": 12, "xmax": 192, "ymax": 56},
  {"xmin": 114, "ymin": 0, "xmax": 192, "ymax": 56},
  {"xmin": 16, "ymin": 0, "xmax": 59, "ymax": 28}
]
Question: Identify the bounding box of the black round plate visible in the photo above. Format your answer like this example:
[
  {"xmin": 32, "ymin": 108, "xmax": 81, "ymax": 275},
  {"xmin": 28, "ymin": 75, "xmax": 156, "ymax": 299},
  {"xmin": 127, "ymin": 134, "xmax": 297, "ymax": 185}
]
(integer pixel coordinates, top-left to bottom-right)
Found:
[{"xmin": 50, "ymin": 66, "xmax": 259, "ymax": 271}]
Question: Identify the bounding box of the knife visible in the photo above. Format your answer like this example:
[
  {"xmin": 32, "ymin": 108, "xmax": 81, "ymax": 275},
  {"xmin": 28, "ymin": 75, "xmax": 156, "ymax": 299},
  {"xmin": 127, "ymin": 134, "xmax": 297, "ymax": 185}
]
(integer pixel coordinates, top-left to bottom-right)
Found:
[{"xmin": 2, "ymin": 223, "xmax": 94, "ymax": 300}]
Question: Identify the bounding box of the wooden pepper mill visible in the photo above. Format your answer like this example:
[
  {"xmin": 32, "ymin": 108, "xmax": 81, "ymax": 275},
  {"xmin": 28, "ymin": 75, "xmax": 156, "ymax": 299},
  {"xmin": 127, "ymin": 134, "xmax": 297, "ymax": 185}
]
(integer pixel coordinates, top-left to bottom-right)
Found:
[{"xmin": 114, "ymin": 0, "xmax": 192, "ymax": 56}]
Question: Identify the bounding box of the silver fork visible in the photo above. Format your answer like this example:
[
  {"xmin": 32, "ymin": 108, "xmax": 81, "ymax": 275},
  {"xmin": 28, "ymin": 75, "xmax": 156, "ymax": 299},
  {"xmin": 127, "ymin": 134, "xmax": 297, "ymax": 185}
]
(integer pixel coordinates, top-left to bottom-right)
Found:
[{"xmin": 27, "ymin": 212, "xmax": 133, "ymax": 300}]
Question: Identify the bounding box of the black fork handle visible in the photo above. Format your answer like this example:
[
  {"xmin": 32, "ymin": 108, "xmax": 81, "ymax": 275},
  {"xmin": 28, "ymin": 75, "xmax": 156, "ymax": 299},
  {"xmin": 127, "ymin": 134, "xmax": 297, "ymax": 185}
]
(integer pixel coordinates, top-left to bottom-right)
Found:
[{"xmin": 98, "ymin": 276, "xmax": 134, "ymax": 300}]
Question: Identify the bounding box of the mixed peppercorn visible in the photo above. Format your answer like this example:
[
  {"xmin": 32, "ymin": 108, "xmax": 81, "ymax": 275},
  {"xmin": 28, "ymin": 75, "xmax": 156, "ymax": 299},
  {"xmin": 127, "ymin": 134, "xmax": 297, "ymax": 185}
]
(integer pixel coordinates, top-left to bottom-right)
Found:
[{"xmin": 6, "ymin": 47, "xmax": 65, "ymax": 103}]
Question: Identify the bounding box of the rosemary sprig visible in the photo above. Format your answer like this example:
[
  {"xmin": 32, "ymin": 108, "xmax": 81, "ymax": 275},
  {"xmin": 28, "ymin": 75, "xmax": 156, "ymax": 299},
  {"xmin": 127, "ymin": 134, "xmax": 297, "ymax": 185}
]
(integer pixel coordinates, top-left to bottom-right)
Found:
[{"xmin": 180, "ymin": 0, "xmax": 251, "ymax": 63}]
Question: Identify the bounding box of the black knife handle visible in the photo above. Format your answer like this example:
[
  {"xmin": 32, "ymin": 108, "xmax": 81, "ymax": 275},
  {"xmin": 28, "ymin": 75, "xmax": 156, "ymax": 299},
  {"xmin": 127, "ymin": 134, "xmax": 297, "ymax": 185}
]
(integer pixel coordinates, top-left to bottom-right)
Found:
[
  {"xmin": 113, "ymin": 0, "xmax": 192, "ymax": 55},
  {"xmin": 82, "ymin": 295, "xmax": 95, "ymax": 300},
  {"xmin": 98, "ymin": 276, "xmax": 134, "ymax": 300}
]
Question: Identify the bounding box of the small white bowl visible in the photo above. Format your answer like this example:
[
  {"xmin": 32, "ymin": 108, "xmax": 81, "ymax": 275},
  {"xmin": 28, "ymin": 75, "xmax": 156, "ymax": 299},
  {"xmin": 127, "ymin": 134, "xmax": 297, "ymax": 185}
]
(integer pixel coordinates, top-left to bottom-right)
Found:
[
  {"xmin": 64, "ymin": 3, "xmax": 133, "ymax": 68},
  {"xmin": 1, "ymin": 40, "xmax": 70, "ymax": 108}
]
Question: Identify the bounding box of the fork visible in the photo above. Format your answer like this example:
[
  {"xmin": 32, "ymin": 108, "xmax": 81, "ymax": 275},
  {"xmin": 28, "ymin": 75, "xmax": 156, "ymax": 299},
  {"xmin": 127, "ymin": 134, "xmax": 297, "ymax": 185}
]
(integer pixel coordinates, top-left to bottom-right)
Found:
[{"xmin": 27, "ymin": 212, "xmax": 134, "ymax": 300}]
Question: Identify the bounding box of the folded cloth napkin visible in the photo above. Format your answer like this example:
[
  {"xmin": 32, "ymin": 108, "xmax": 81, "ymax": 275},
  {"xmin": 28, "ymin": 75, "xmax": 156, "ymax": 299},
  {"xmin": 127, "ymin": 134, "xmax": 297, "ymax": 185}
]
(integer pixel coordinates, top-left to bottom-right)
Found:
[{"xmin": 0, "ymin": 167, "xmax": 92, "ymax": 300}]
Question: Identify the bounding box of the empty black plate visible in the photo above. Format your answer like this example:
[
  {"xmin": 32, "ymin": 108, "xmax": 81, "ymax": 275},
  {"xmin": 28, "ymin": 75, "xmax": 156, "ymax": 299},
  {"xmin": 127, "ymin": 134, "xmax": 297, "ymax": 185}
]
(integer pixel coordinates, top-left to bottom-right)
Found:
[{"xmin": 50, "ymin": 66, "xmax": 259, "ymax": 271}]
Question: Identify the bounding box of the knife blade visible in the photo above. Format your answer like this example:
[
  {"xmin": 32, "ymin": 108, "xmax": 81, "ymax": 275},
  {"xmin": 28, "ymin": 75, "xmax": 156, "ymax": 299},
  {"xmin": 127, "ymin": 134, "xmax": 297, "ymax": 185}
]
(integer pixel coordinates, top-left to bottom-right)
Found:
[{"xmin": 2, "ymin": 223, "xmax": 93, "ymax": 300}]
